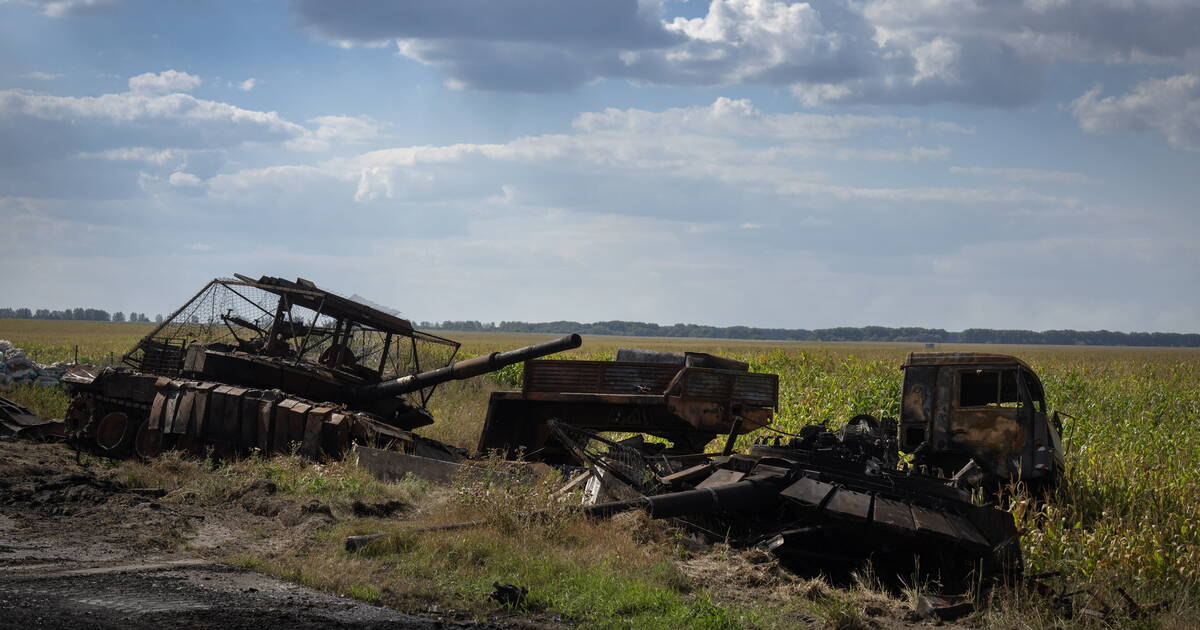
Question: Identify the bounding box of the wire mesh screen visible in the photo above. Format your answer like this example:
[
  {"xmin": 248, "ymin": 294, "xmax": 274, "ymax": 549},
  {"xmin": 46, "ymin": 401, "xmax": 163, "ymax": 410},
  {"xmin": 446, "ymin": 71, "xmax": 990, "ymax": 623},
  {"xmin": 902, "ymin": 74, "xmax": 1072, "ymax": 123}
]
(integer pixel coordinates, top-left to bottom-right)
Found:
[
  {"xmin": 548, "ymin": 420, "xmax": 670, "ymax": 494},
  {"xmin": 122, "ymin": 279, "xmax": 458, "ymax": 409}
]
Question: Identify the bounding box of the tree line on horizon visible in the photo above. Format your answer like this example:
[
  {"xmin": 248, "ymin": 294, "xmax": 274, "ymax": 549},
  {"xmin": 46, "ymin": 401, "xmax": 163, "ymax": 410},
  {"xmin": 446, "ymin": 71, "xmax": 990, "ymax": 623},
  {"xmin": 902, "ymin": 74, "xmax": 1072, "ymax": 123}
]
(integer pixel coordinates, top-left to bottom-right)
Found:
[
  {"xmin": 0, "ymin": 307, "xmax": 161, "ymax": 323},
  {"xmin": 418, "ymin": 320, "xmax": 1200, "ymax": 348}
]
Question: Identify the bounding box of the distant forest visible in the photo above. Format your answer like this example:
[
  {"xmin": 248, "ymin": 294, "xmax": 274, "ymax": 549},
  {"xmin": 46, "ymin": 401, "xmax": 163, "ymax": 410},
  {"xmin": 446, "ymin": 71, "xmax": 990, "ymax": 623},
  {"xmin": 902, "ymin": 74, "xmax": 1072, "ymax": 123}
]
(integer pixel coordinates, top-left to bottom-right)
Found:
[
  {"xmin": 420, "ymin": 320, "xmax": 1200, "ymax": 348},
  {"xmin": 0, "ymin": 308, "xmax": 158, "ymax": 323}
]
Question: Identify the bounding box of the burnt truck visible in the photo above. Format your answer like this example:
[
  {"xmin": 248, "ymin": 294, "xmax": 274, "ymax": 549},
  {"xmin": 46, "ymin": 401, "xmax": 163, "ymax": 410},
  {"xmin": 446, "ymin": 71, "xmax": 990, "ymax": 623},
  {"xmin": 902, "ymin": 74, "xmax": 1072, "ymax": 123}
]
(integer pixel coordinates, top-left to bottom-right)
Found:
[
  {"xmin": 54, "ymin": 275, "xmax": 581, "ymax": 460},
  {"xmin": 478, "ymin": 348, "xmax": 778, "ymax": 464},
  {"xmin": 899, "ymin": 352, "xmax": 1063, "ymax": 489}
]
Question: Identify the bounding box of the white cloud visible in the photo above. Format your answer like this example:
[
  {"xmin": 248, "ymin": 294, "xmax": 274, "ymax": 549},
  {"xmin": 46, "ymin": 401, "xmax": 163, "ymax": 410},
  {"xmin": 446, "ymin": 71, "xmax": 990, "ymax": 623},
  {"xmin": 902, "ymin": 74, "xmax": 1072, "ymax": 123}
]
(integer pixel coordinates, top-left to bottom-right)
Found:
[
  {"xmin": 2, "ymin": 0, "xmax": 118, "ymax": 18},
  {"xmin": 0, "ymin": 81, "xmax": 306, "ymax": 160},
  {"xmin": 287, "ymin": 115, "xmax": 385, "ymax": 151},
  {"xmin": 1069, "ymin": 74, "xmax": 1200, "ymax": 151},
  {"xmin": 238, "ymin": 78, "xmax": 257, "ymax": 92},
  {"xmin": 167, "ymin": 171, "xmax": 203, "ymax": 187},
  {"xmin": 128, "ymin": 69, "xmax": 202, "ymax": 94},
  {"xmin": 202, "ymin": 98, "xmax": 1080, "ymax": 216},
  {"xmin": 22, "ymin": 71, "xmax": 62, "ymax": 80},
  {"xmin": 78, "ymin": 147, "xmax": 183, "ymax": 164},
  {"xmin": 949, "ymin": 166, "xmax": 1095, "ymax": 184}
]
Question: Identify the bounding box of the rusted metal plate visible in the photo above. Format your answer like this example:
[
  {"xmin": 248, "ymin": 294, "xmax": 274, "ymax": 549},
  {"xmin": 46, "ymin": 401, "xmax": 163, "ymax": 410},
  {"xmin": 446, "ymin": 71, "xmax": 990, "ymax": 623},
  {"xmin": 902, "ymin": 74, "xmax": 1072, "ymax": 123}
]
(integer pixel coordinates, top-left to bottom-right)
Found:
[
  {"xmin": 780, "ymin": 476, "xmax": 836, "ymax": 508},
  {"xmin": 322, "ymin": 412, "xmax": 350, "ymax": 457},
  {"xmin": 944, "ymin": 512, "xmax": 991, "ymax": 549},
  {"xmin": 660, "ymin": 462, "xmax": 716, "ymax": 485},
  {"xmin": 303, "ymin": 406, "xmax": 331, "ymax": 457},
  {"xmin": 287, "ymin": 400, "xmax": 311, "ymax": 448},
  {"xmin": 871, "ymin": 497, "xmax": 917, "ymax": 532},
  {"xmin": 675, "ymin": 369, "xmax": 778, "ymax": 407},
  {"xmin": 824, "ymin": 488, "xmax": 872, "ymax": 522},
  {"xmin": 911, "ymin": 505, "xmax": 959, "ymax": 541},
  {"xmin": 227, "ymin": 387, "xmax": 250, "ymax": 443},
  {"xmin": 170, "ymin": 390, "xmax": 195, "ymax": 435},
  {"xmin": 696, "ymin": 468, "xmax": 745, "ymax": 489},
  {"xmin": 147, "ymin": 391, "xmax": 167, "ymax": 431},
  {"xmin": 523, "ymin": 360, "xmax": 679, "ymax": 395},
  {"xmin": 191, "ymin": 382, "xmax": 216, "ymax": 438},
  {"xmin": 255, "ymin": 391, "xmax": 281, "ymax": 452},
  {"xmin": 161, "ymin": 388, "xmax": 181, "ymax": 435}
]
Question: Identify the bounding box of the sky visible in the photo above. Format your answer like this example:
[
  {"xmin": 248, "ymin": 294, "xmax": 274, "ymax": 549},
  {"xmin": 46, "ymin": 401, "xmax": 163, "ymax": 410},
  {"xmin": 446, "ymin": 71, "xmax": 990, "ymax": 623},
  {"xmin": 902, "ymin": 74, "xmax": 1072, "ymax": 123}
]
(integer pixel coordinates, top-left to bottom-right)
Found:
[{"xmin": 0, "ymin": 0, "xmax": 1197, "ymax": 333}]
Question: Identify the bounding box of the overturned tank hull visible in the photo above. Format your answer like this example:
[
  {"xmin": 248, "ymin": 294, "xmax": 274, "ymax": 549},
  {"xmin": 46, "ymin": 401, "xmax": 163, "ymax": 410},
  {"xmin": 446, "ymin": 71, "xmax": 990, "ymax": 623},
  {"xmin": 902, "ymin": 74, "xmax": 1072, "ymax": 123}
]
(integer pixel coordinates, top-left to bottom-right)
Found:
[{"xmin": 564, "ymin": 418, "xmax": 1021, "ymax": 584}]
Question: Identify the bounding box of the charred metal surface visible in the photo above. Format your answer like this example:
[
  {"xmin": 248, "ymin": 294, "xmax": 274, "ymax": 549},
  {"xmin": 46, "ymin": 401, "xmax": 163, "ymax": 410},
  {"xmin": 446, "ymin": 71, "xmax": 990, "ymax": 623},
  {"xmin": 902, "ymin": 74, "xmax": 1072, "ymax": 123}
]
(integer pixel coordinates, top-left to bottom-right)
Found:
[
  {"xmin": 0, "ymin": 394, "xmax": 59, "ymax": 437},
  {"xmin": 477, "ymin": 350, "xmax": 777, "ymax": 463},
  {"xmin": 43, "ymin": 274, "xmax": 580, "ymax": 461},
  {"xmin": 900, "ymin": 352, "xmax": 1062, "ymax": 487},
  {"xmin": 556, "ymin": 418, "xmax": 1022, "ymax": 587}
]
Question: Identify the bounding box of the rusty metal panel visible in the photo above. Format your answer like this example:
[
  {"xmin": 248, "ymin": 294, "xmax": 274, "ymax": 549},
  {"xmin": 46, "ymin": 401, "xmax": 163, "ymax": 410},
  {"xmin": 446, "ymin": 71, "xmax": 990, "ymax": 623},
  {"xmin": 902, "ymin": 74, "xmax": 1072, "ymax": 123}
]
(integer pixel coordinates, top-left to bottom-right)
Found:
[
  {"xmin": 824, "ymin": 488, "xmax": 872, "ymax": 522},
  {"xmin": 676, "ymin": 369, "xmax": 778, "ymax": 407},
  {"xmin": 287, "ymin": 400, "xmax": 311, "ymax": 448},
  {"xmin": 911, "ymin": 505, "xmax": 958, "ymax": 541},
  {"xmin": 871, "ymin": 497, "xmax": 917, "ymax": 532},
  {"xmin": 161, "ymin": 385, "xmax": 182, "ymax": 435},
  {"xmin": 780, "ymin": 476, "xmax": 836, "ymax": 508},
  {"xmin": 191, "ymin": 383, "xmax": 216, "ymax": 438},
  {"xmin": 255, "ymin": 391, "xmax": 280, "ymax": 452},
  {"xmin": 696, "ymin": 469, "xmax": 745, "ymax": 489},
  {"xmin": 224, "ymin": 386, "xmax": 249, "ymax": 442},
  {"xmin": 271, "ymin": 397, "xmax": 309, "ymax": 453},
  {"xmin": 304, "ymin": 406, "xmax": 332, "ymax": 457},
  {"xmin": 523, "ymin": 360, "xmax": 679, "ymax": 395},
  {"xmin": 322, "ymin": 412, "xmax": 350, "ymax": 457},
  {"xmin": 147, "ymin": 391, "xmax": 167, "ymax": 431},
  {"xmin": 170, "ymin": 389, "xmax": 196, "ymax": 435}
]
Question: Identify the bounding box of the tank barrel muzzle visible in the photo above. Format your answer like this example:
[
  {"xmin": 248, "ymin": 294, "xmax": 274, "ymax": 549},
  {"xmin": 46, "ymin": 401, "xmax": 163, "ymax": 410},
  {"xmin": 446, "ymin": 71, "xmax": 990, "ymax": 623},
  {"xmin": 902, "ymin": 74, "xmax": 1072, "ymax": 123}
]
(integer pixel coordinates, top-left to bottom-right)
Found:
[{"xmin": 356, "ymin": 333, "xmax": 582, "ymax": 401}]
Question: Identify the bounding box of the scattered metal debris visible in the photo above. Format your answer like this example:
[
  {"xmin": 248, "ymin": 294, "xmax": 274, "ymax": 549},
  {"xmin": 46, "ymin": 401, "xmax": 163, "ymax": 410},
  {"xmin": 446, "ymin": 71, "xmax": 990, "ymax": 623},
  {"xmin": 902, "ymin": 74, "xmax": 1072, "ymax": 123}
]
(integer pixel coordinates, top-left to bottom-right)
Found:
[
  {"xmin": 344, "ymin": 533, "xmax": 386, "ymax": 553},
  {"xmin": 1027, "ymin": 571, "xmax": 1170, "ymax": 623},
  {"xmin": 913, "ymin": 594, "xmax": 974, "ymax": 621},
  {"xmin": 0, "ymin": 394, "xmax": 44, "ymax": 437},
  {"xmin": 487, "ymin": 582, "xmax": 529, "ymax": 610}
]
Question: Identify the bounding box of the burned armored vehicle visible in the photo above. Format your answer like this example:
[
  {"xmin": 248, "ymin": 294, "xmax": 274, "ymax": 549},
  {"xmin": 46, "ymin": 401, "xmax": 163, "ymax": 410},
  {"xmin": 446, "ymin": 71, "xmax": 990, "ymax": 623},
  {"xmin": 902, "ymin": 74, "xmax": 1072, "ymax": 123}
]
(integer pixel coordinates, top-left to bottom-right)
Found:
[
  {"xmin": 59, "ymin": 274, "xmax": 581, "ymax": 459},
  {"xmin": 565, "ymin": 417, "xmax": 1022, "ymax": 584}
]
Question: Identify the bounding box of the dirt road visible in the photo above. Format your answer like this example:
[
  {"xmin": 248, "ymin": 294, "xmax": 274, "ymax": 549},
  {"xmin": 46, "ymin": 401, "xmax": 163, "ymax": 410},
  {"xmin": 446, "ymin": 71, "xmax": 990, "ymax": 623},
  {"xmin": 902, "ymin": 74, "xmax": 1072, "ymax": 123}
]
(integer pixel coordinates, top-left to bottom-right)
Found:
[{"xmin": 0, "ymin": 439, "xmax": 502, "ymax": 629}]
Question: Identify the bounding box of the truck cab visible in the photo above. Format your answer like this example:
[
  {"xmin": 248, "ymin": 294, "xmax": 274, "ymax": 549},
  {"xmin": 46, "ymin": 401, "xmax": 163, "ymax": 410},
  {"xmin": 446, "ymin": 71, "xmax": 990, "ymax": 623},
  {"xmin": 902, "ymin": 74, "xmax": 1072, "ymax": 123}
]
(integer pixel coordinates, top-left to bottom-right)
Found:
[{"xmin": 898, "ymin": 352, "xmax": 1062, "ymax": 488}]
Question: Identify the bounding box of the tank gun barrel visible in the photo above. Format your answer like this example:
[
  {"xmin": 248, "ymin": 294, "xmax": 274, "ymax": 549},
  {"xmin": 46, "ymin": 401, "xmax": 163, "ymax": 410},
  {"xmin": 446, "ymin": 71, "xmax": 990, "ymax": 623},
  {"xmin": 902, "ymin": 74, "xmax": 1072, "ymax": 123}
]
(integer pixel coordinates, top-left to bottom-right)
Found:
[{"xmin": 356, "ymin": 333, "xmax": 582, "ymax": 401}]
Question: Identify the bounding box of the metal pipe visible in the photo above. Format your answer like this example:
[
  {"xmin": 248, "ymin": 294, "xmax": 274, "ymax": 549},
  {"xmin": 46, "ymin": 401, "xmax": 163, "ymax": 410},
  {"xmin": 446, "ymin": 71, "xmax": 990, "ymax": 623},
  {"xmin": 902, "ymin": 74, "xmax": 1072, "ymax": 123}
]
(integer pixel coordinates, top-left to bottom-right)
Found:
[{"xmin": 355, "ymin": 333, "xmax": 582, "ymax": 401}]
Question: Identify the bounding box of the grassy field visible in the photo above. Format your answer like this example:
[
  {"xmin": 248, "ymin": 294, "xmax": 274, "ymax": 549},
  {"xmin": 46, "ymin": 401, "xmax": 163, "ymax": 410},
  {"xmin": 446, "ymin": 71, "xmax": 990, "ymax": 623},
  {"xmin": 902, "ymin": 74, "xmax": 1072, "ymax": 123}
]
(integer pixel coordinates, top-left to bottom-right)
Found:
[{"xmin": 3, "ymin": 320, "xmax": 1198, "ymax": 627}]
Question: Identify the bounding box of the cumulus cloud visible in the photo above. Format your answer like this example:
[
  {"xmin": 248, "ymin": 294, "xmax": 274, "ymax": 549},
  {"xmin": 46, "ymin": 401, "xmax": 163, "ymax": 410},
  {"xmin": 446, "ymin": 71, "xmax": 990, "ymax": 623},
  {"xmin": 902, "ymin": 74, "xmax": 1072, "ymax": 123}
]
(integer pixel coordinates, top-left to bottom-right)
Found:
[
  {"xmin": 22, "ymin": 71, "xmax": 62, "ymax": 80},
  {"xmin": 291, "ymin": 0, "xmax": 1200, "ymax": 112},
  {"xmin": 128, "ymin": 69, "xmax": 202, "ymax": 94},
  {"xmin": 238, "ymin": 78, "xmax": 257, "ymax": 92},
  {"xmin": 1069, "ymin": 74, "xmax": 1200, "ymax": 151},
  {"xmin": 286, "ymin": 115, "xmax": 385, "ymax": 151},
  {"xmin": 167, "ymin": 171, "xmax": 203, "ymax": 187}
]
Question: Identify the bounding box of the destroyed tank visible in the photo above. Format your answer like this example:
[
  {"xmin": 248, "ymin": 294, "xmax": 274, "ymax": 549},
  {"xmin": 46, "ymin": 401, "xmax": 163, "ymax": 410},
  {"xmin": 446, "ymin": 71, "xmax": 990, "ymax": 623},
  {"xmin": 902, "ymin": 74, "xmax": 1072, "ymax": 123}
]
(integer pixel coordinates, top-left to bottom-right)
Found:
[
  {"xmin": 58, "ymin": 274, "xmax": 581, "ymax": 460},
  {"xmin": 556, "ymin": 416, "xmax": 1022, "ymax": 585}
]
